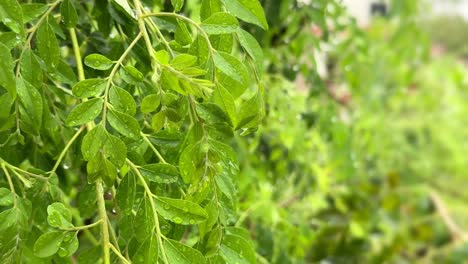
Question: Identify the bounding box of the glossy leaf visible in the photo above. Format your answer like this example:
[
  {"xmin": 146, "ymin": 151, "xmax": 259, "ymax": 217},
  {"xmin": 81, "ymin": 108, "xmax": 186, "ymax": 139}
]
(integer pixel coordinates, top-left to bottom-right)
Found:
[
  {"xmin": 66, "ymin": 98, "xmax": 103, "ymax": 126},
  {"xmin": 133, "ymin": 234, "xmax": 158, "ymax": 264},
  {"xmin": 0, "ymin": 188, "xmax": 14, "ymax": 206},
  {"xmin": 109, "ymin": 86, "xmax": 136, "ymax": 115},
  {"xmin": 141, "ymin": 94, "xmax": 161, "ymax": 113},
  {"xmin": 81, "ymin": 125, "xmax": 107, "ymax": 161},
  {"xmin": 201, "ymin": 12, "xmax": 238, "ymax": 35},
  {"xmin": 16, "ymin": 79, "xmax": 43, "ymax": 133},
  {"xmin": 139, "ymin": 163, "xmax": 179, "ymax": 184},
  {"xmin": 58, "ymin": 232, "xmax": 79, "ymax": 257},
  {"xmin": 107, "ymin": 109, "xmax": 140, "ymax": 139},
  {"xmin": 47, "ymin": 202, "xmax": 73, "ymax": 228},
  {"xmin": 84, "ymin": 54, "xmax": 114, "ymax": 70},
  {"xmin": 220, "ymin": 234, "xmax": 256, "ymax": 264},
  {"xmin": 0, "ymin": 0, "xmax": 23, "ymax": 33},
  {"xmin": 72, "ymin": 78, "xmax": 106, "ymax": 98},
  {"xmin": 36, "ymin": 21, "xmax": 60, "ymax": 69},
  {"xmin": 155, "ymin": 196, "xmax": 208, "ymax": 225}
]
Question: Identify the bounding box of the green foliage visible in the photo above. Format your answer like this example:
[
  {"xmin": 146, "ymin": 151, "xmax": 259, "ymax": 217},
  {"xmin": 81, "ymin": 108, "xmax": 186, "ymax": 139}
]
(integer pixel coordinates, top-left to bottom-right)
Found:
[{"xmin": 0, "ymin": 0, "xmax": 264, "ymax": 263}]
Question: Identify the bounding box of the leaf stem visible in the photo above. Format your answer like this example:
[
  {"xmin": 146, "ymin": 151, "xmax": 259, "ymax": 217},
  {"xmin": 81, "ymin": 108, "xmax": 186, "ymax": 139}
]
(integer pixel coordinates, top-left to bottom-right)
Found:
[
  {"xmin": 48, "ymin": 125, "xmax": 85, "ymax": 177},
  {"xmin": 96, "ymin": 180, "xmax": 111, "ymax": 264},
  {"xmin": 141, "ymin": 132, "xmax": 167, "ymax": 164},
  {"xmin": 109, "ymin": 243, "xmax": 131, "ymax": 264},
  {"xmin": 1, "ymin": 163, "xmax": 17, "ymax": 207},
  {"xmin": 102, "ymin": 33, "xmax": 143, "ymax": 123},
  {"xmin": 127, "ymin": 159, "xmax": 169, "ymax": 264}
]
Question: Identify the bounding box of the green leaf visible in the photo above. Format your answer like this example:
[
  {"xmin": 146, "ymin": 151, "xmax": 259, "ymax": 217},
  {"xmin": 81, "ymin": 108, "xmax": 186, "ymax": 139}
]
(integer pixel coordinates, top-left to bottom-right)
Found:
[
  {"xmin": 196, "ymin": 102, "xmax": 231, "ymax": 125},
  {"xmin": 103, "ymin": 133, "xmax": 127, "ymax": 167},
  {"xmin": 60, "ymin": 0, "xmax": 78, "ymax": 28},
  {"xmin": 170, "ymin": 54, "xmax": 197, "ymax": 70},
  {"xmin": 36, "ymin": 21, "xmax": 60, "ymax": 69},
  {"xmin": 72, "ymin": 78, "xmax": 106, "ymax": 98},
  {"xmin": 171, "ymin": 0, "xmax": 184, "ymax": 12},
  {"xmin": 107, "ymin": 109, "xmax": 140, "ymax": 140},
  {"xmin": 164, "ymin": 238, "xmax": 206, "ymax": 264},
  {"xmin": 58, "ymin": 232, "xmax": 79, "ymax": 257},
  {"xmin": 33, "ymin": 231, "xmax": 65, "ymax": 258},
  {"xmin": 21, "ymin": 3, "xmax": 47, "ymax": 23},
  {"xmin": 141, "ymin": 94, "xmax": 161, "ymax": 113},
  {"xmin": 178, "ymin": 143, "xmax": 202, "ymax": 184},
  {"xmin": 133, "ymin": 234, "xmax": 159, "ymax": 264},
  {"xmin": 112, "ymin": 0, "xmax": 136, "ymax": 19},
  {"xmin": 155, "ymin": 196, "xmax": 208, "ymax": 225},
  {"xmin": 0, "ymin": 0, "xmax": 23, "ymax": 33},
  {"xmin": 220, "ymin": 234, "xmax": 256, "ymax": 264},
  {"xmin": 139, "ymin": 164, "xmax": 179, "ymax": 184},
  {"xmin": 66, "ymin": 98, "xmax": 103, "ymax": 126},
  {"xmin": 175, "ymin": 21, "xmax": 192, "ymax": 46},
  {"xmin": 116, "ymin": 171, "xmax": 136, "ymax": 215},
  {"xmin": 47, "ymin": 202, "xmax": 73, "ymax": 228},
  {"xmin": 17, "ymin": 78, "xmax": 43, "ymax": 134},
  {"xmin": 213, "ymin": 84, "xmax": 237, "ymax": 125},
  {"xmin": 109, "ymin": 86, "xmax": 136, "ymax": 115},
  {"xmin": 201, "ymin": 12, "xmax": 238, "ymax": 35},
  {"xmin": 235, "ymin": 91, "xmax": 262, "ymax": 129},
  {"xmin": 84, "ymin": 54, "xmax": 114, "ymax": 70},
  {"xmin": 151, "ymin": 111, "xmax": 166, "ymax": 131},
  {"xmin": 134, "ymin": 197, "xmax": 154, "ymax": 242},
  {"xmin": 200, "ymin": 0, "xmax": 222, "ymax": 21},
  {"xmin": 120, "ymin": 65, "xmax": 144, "ymax": 83},
  {"xmin": 20, "ymin": 49, "xmax": 42, "ymax": 85},
  {"xmin": 0, "ymin": 188, "xmax": 14, "ymax": 206},
  {"xmin": 236, "ymin": 28, "xmax": 263, "ymax": 72},
  {"xmin": 87, "ymin": 153, "xmax": 117, "ymax": 185},
  {"xmin": 213, "ymin": 51, "xmax": 249, "ymax": 98},
  {"xmin": 81, "ymin": 125, "xmax": 107, "ymax": 161},
  {"xmin": 223, "ymin": 0, "xmax": 268, "ymax": 29},
  {"xmin": 0, "ymin": 42, "xmax": 16, "ymax": 96}
]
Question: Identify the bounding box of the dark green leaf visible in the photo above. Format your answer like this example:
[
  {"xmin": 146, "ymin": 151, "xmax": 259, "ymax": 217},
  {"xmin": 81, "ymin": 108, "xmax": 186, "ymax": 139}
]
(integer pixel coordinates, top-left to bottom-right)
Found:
[
  {"xmin": 0, "ymin": 42, "xmax": 16, "ymax": 96},
  {"xmin": 58, "ymin": 232, "xmax": 79, "ymax": 257},
  {"xmin": 20, "ymin": 49, "xmax": 42, "ymax": 85},
  {"xmin": 220, "ymin": 234, "xmax": 256, "ymax": 264},
  {"xmin": 139, "ymin": 163, "xmax": 179, "ymax": 184},
  {"xmin": 236, "ymin": 28, "xmax": 263, "ymax": 72},
  {"xmin": 17, "ymin": 78, "xmax": 43, "ymax": 133},
  {"xmin": 133, "ymin": 234, "xmax": 158, "ymax": 264},
  {"xmin": 109, "ymin": 86, "xmax": 136, "ymax": 115},
  {"xmin": 61, "ymin": 0, "xmax": 78, "ymax": 28},
  {"xmin": 36, "ymin": 21, "xmax": 60, "ymax": 69},
  {"xmin": 66, "ymin": 98, "xmax": 103, "ymax": 126},
  {"xmin": 81, "ymin": 125, "xmax": 107, "ymax": 161},
  {"xmin": 103, "ymin": 133, "xmax": 127, "ymax": 167},
  {"xmin": 164, "ymin": 238, "xmax": 206, "ymax": 264},
  {"xmin": 107, "ymin": 109, "xmax": 140, "ymax": 140},
  {"xmin": 84, "ymin": 54, "xmax": 114, "ymax": 70},
  {"xmin": 21, "ymin": 3, "xmax": 47, "ymax": 23},
  {"xmin": 116, "ymin": 171, "xmax": 136, "ymax": 215},
  {"xmin": 213, "ymin": 84, "xmax": 237, "ymax": 125},
  {"xmin": 134, "ymin": 197, "xmax": 154, "ymax": 242}
]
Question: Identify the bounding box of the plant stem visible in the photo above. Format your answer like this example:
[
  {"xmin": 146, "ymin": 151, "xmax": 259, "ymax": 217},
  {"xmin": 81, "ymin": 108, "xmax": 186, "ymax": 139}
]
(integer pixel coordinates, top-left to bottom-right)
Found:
[
  {"xmin": 109, "ymin": 243, "xmax": 131, "ymax": 264},
  {"xmin": 96, "ymin": 180, "xmax": 111, "ymax": 264},
  {"xmin": 62, "ymin": 219, "xmax": 103, "ymax": 231},
  {"xmin": 69, "ymin": 28, "xmax": 85, "ymax": 81},
  {"xmin": 141, "ymin": 133, "xmax": 167, "ymax": 163},
  {"xmin": 48, "ymin": 126, "xmax": 85, "ymax": 177},
  {"xmin": 127, "ymin": 159, "xmax": 169, "ymax": 264}
]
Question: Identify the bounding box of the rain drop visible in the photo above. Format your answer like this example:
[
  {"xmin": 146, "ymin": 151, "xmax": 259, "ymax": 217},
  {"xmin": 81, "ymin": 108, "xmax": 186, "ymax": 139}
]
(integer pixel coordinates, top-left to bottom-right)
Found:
[{"xmin": 173, "ymin": 217, "xmax": 183, "ymax": 224}]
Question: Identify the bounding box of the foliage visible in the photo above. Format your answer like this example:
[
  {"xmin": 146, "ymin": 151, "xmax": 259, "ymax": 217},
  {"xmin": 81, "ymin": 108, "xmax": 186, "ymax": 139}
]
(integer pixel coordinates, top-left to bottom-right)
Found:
[{"xmin": 0, "ymin": 0, "xmax": 266, "ymax": 263}]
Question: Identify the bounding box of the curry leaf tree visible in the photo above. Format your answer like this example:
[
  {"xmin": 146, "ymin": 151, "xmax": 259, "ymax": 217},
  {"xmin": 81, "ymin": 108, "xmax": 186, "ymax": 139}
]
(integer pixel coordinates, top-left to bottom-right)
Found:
[{"xmin": 0, "ymin": 0, "xmax": 266, "ymax": 263}]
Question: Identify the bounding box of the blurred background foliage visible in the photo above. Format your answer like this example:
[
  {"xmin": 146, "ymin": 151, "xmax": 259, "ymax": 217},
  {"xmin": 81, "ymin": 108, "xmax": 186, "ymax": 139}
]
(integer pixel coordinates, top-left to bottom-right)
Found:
[{"xmin": 232, "ymin": 0, "xmax": 468, "ymax": 263}]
